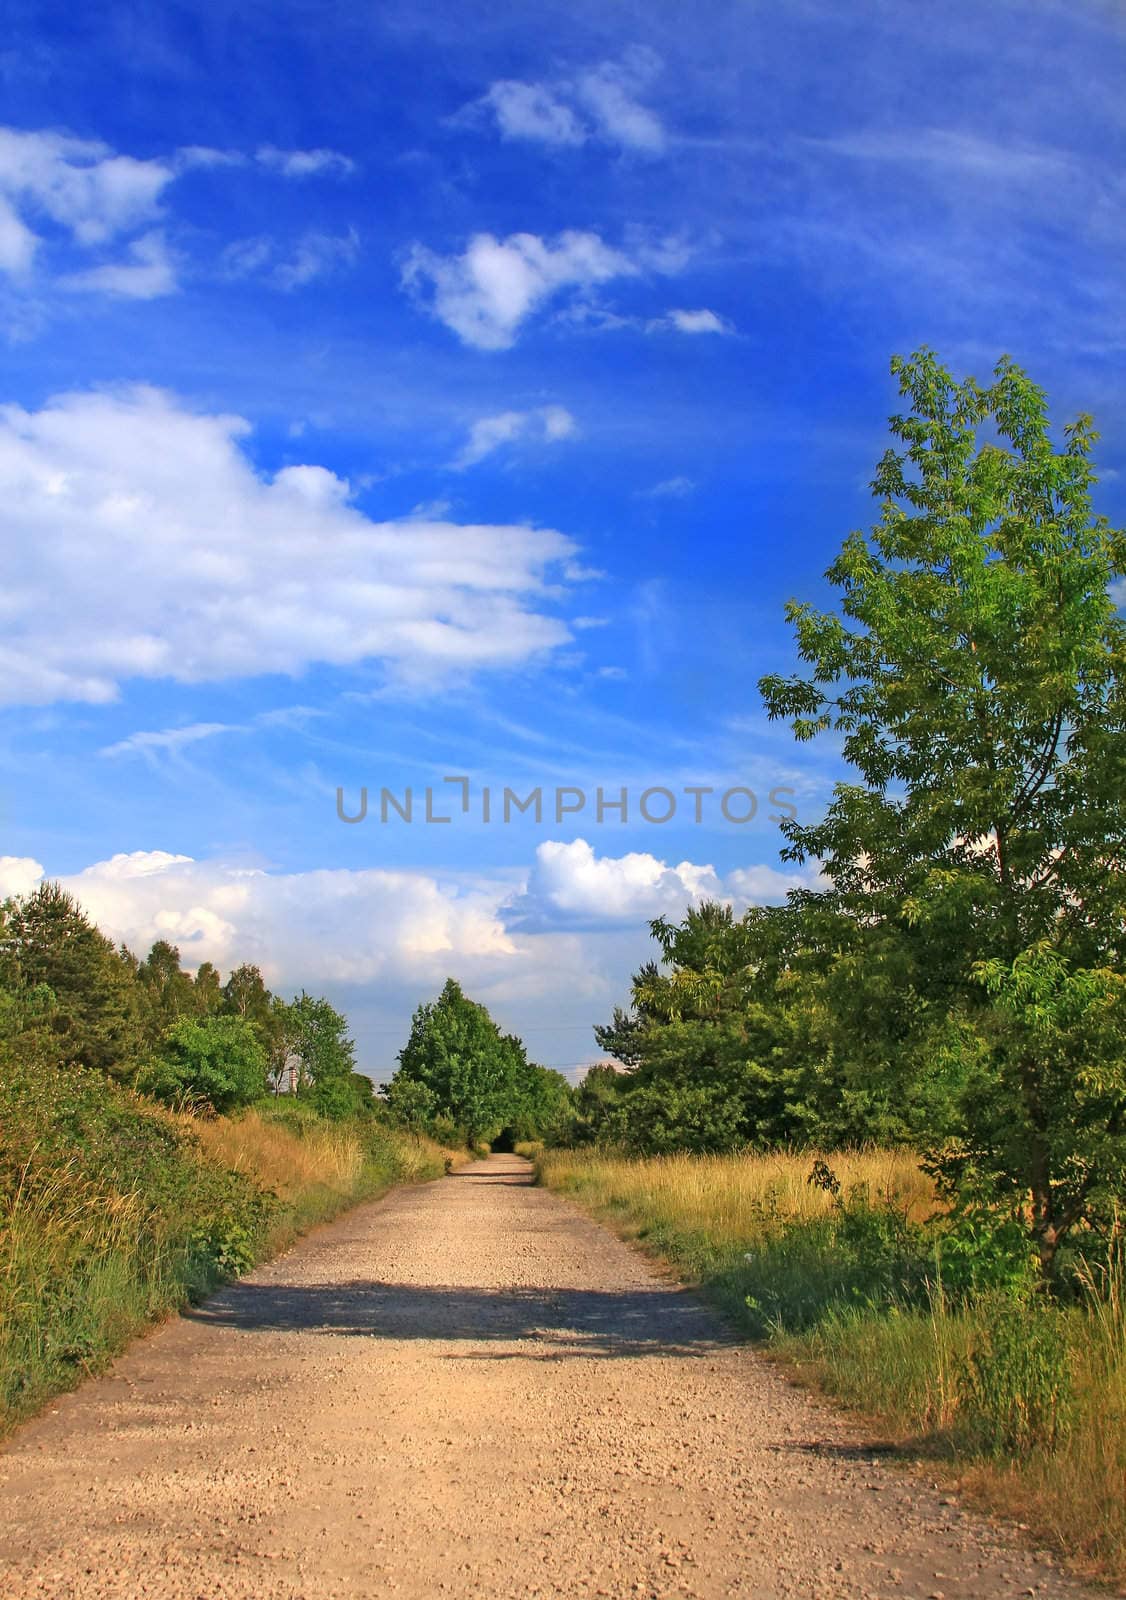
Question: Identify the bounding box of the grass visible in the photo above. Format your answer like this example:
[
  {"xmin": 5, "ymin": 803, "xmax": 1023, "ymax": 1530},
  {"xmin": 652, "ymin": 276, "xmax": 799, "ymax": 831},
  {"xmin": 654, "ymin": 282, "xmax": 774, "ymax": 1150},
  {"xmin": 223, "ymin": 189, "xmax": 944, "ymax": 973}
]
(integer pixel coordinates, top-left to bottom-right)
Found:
[
  {"xmin": 0, "ymin": 1056, "xmax": 461, "ymax": 1435},
  {"xmin": 537, "ymin": 1146, "xmax": 1126, "ymax": 1588}
]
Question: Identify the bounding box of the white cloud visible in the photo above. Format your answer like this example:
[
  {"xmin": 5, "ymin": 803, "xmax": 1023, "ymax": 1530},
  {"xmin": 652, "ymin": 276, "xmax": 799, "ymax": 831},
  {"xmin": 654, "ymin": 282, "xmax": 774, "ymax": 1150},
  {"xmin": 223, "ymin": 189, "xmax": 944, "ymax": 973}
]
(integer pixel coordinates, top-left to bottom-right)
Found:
[
  {"xmin": 482, "ymin": 82, "xmax": 585, "ymax": 147},
  {"xmin": 0, "ymin": 385, "xmax": 581, "ymax": 706},
  {"xmin": 0, "ymin": 127, "xmax": 173, "ymax": 253},
  {"xmin": 273, "ymin": 229, "xmax": 359, "ymax": 290},
  {"xmin": 59, "ymin": 230, "xmax": 176, "ymax": 298},
  {"xmin": 475, "ymin": 51, "xmax": 665, "ymax": 154},
  {"xmin": 642, "ymin": 475, "xmax": 696, "ymax": 498},
  {"xmin": 575, "ymin": 58, "xmax": 665, "ymax": 153},
  {"xmin": 0, "ymin": 855, "xmax": 45, "ymax": 899},
  {"xmin": 255, "ymin": 145, "xmax": 356, "ymax": 179},
  {"xmin": 660, "ymin": 308, "xmax": 731, "ymax": 335},
  {"xmin": 221, "ymin": 230, "xmax": 359, "ymax": 290},
  {"xmin": 99, "ymin": 722, "xmax": 239, "ymax": 758},
  {"xmin": 453, "ymin": 404, "xmax": 577, "ymax": 468},
  {"xmin": 505, "ymin": 838, "xmax": 818, "ymax": 931},
  {"xmin": 0, "ymin": 194, "xmax": 38, "ymax": 276},
  {"xmin": 1112, "ymin": 577, "xmax": 1126, "ymax": 608},
  {"xmin": 403, "ymin": 230, "xmax": 637, "ymax": 349},
  {"xmin": 14, "ymin": 850, "xmax": 514, "ymax": 986}
]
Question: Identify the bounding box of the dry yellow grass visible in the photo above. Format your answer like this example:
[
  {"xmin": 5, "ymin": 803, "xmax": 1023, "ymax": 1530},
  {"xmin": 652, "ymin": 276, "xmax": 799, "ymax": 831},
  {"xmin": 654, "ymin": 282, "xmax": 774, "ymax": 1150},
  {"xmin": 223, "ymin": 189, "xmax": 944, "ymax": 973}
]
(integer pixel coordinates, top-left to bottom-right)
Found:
[{"xmin": 539, "ymin": 1145, "xmax": 936, "ymax": 1245}]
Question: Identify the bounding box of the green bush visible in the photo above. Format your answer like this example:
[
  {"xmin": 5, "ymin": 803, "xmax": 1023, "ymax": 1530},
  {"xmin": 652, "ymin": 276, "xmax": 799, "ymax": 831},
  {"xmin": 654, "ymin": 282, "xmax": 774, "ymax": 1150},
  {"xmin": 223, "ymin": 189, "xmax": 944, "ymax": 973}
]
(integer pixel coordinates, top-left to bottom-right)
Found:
[
  {"xmin": 0, "ymin": 1053, "xmax": 272, "ymax": 1428},
  {"xmin": 961, "ymin": 1292, "xmax": 1075, "ymax": 1454},
  {"xmin": 139, "ymin": 1015, "xmax": 267, "ymax": 1113}
]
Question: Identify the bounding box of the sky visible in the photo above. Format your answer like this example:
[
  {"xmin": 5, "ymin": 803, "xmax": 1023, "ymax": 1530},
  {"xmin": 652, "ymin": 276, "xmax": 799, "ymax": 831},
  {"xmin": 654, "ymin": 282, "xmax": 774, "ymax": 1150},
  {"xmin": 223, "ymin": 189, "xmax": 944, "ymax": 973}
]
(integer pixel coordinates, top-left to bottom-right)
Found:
[{"xmin": 1, "ymin": 0, "xmax": 1124, "ymax": 1082}]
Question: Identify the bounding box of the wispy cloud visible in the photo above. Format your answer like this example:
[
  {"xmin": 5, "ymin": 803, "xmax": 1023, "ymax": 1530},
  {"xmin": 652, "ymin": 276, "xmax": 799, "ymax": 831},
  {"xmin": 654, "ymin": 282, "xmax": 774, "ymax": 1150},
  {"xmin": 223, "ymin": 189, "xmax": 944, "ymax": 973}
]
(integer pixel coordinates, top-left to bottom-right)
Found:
[
  {"xmin": 641, "ymin": 475, "xmax": 696, "ymax": 498},
  {"xmin": 471, "ymin": 49, "xmax": 666, "ymax": 155},
  {"xmin": 100, "ymin": 721, "xmax": 239, "ymax": 758},
  {"xmin": 657, "ymin": 307, "xmax": 731, "ymax": 335},
  {"xmin": 59, "ymin": 229, "xmax": 176, "ymax": 298},
  {"xmin": 221, "ymin": 229, "xmax": 359, "ymax": 290},
  {"xmin": 452, "ymin": 404, "xmax": 576, "ymax": 468},
  {"xmin": 255, "ymin": 145, "xmax": 356, "ymax": 179}
]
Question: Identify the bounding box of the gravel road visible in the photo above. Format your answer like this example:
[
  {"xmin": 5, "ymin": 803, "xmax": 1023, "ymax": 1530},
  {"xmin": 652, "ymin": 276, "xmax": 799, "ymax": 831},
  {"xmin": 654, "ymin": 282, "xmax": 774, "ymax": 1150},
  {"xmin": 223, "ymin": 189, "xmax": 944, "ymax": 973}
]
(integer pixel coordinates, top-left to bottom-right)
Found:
[{"xmin": 0, "ymin": 1155, "xmax": 1098, "ymax": 1599}]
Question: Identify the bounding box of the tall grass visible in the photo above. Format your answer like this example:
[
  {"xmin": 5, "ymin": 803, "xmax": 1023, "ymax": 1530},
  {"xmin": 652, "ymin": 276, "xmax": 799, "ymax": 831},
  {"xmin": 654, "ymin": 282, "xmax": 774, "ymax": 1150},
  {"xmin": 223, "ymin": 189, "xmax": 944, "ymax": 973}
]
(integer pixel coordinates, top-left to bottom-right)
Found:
[
  {"xmin": 538, "ymin": 1147, "xmax": 1126, "ymax": 1587},
  {"xmin": 0, "ymin": 1058, "xmax": 460, "ymax": 1434}
]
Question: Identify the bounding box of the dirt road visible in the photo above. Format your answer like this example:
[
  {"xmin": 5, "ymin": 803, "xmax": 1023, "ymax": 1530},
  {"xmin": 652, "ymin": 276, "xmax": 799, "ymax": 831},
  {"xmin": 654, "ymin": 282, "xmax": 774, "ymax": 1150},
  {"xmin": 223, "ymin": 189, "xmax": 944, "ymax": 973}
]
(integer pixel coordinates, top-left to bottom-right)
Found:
[{"xmin": 0, "ymin": 1155, "xmax": 1093, "ymax": 1599}]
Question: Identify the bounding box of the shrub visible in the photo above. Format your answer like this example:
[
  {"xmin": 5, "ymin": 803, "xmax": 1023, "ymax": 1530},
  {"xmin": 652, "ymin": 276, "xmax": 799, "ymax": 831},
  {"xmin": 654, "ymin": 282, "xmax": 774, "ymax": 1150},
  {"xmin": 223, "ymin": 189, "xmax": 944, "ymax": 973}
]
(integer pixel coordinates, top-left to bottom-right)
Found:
[{"xmin": 140, "ymin": 1015, "xmax": 267, "ymax": 1113}]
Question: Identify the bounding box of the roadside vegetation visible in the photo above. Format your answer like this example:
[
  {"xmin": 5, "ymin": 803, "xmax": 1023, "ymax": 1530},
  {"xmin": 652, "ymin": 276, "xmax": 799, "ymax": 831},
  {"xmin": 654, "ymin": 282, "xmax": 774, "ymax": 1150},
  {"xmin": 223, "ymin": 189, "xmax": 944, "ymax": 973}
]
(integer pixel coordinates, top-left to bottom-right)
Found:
[
  {"xmin": 544, "ymin": 353, "xmax": 1126, "ymax": 1584},
  {"xmin": 0, "ymin": 894, "xmax": 475, "ymax": 1434},
  {"xmin": 539, "ymin": 1146, "xmax": 1126, "ymax": 1585}
]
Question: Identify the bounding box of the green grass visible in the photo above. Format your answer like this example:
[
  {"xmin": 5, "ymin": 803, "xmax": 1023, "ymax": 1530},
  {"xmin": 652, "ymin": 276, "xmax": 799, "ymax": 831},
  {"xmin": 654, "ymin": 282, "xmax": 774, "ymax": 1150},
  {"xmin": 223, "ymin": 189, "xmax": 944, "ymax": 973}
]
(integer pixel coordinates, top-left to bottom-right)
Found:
[
  {"xmin": 0, "ymin": 1056, "xmax": 458, "ymax": 1435},
  {"xmin": 538, "ymin": 1147, "xmax": 1126, "ymax": 1588}
]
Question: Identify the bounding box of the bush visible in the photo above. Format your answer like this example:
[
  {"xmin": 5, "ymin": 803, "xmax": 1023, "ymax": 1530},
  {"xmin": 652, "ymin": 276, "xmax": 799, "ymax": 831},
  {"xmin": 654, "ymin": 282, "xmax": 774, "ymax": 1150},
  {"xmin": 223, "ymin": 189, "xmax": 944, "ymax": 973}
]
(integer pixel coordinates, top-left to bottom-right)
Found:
[
  {"xmin": 140, "ymin": 1015, "xmax": 267, "ymax": 1113},
  {"xmin": 961, "ymin": 1292, "xmax": 1075, "ymax": 1454}
]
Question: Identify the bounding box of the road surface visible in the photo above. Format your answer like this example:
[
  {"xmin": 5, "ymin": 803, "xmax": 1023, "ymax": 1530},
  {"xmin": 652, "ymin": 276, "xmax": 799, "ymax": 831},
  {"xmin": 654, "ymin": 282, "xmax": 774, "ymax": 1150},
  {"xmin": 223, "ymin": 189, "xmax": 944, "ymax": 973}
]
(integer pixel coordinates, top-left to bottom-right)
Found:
[{"xmin": 0, "ymin": 1155, "xmax": 1093, "ymax": 1598}]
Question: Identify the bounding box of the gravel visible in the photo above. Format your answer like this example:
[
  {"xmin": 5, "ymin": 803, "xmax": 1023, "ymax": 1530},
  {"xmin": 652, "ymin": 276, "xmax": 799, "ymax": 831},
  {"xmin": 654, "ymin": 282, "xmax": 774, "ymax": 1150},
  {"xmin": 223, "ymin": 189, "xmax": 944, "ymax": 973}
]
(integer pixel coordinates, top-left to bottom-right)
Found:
[{"xmin": 0, "ymin": 1154, "xmax": 1099, "ymax": 1599}]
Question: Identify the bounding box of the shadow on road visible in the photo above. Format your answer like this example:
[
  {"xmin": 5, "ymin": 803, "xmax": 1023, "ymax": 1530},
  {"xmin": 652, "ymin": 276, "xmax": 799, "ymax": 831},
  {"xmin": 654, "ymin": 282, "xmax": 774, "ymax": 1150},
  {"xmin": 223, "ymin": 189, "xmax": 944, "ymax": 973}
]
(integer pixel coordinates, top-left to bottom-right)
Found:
[{"xmin": 187, "ymin": 1279, "xmax": 726, "ymax": 1359}]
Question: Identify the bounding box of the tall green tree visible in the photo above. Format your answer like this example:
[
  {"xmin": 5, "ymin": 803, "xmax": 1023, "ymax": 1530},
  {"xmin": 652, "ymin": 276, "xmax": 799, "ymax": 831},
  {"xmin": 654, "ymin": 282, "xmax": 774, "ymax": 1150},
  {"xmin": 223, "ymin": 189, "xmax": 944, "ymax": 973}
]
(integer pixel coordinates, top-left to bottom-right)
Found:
[
  {"xmin": 0, "ymin": 884, "xmax": 140, "ymax": 1076},
  {"xmin": 760, "ymin": 349, "xmax": 1126, "ymax": 1274},
  {"xmin": 289, "ymin": 992, "xmax": 365, "ymax": 1119},
  {"xmin": 136, "ymin": 940, "xmax": 198, "ymax": 1045},
  {"xmin": 390, "ymin": 978, "xmax": 517, "ymax": 1143}
]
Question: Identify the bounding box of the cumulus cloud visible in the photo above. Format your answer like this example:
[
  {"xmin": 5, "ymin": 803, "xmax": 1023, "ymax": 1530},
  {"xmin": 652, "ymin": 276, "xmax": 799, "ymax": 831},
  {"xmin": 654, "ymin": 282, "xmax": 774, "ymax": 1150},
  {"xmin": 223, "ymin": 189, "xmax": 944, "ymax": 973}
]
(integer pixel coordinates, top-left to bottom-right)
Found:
[
  {"xmin": 0, "ymin": 855, "xmax": 45, "ymax": 899},
  {"xmin": 58, "ymin": 229, "xmax": 177, "ymax": 298},
  {"xmin": 255, "ymin": 145, "xmax": 356, "ymax": 179},
  {"xmin": 402, "ymin": 230, "xmax": 637, "ymax": 349},
  {"xmin": 505, "ymin": 838, "xmax": 819, "ymax": 932},
  {"xmin": 0, "ymin": 127, "xmax": 173, "ymax": 257},
  {"xmin": 1111, "ymin": 577, "xmax": 1125, "ymax": 608},
  {"xmin": 453, "ymin": 404, "xmax": 576, "ymax": 468},
  {"xmin": 8, "ymin": 850, "xmax": 516, "ymax": 986},
  {"xmin": 474, "ymin": 50, "xmax": 665, "ymax": 154},
  {"xmin": 0, "ymin": 385, "xmax": 582, "ymax": 705}
]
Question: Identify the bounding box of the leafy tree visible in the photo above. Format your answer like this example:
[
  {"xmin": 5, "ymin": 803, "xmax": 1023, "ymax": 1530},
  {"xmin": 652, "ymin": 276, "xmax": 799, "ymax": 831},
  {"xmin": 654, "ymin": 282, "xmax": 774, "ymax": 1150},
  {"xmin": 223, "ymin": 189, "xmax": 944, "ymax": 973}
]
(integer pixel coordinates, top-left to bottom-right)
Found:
[
  {"xmin": 193, "ymin": 961, "xmax": 223, "ymax": 1015},
  {"xmin": 760, "ymin": 349, "xmax": 1126, "ymax": 1275},
  {"xmin": 389, "ymin": 979, "xmax": 517, "ymax": 1143},
  {"xmin": 0, "ymin": 884, "xmax": 140, "ymax": 1076},
  {"xmin": 289, "ymin": 992, "xmax": 365, "ymax": 1119},
  {"xmin": 136, "ymin": 940, "xmax": 199, "ymax": 1044},
  {"xmin": 139, "ymin": 1015, "xmax": 267, "ymax": 1113}
]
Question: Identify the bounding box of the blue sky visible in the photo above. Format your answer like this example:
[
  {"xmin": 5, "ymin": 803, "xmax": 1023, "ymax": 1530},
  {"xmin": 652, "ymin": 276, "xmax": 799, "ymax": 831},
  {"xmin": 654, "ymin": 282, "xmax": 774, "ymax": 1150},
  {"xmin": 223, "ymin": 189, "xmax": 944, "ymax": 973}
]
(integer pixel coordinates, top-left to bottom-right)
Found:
[{"xmin": 2, "ymin": 0, "xmax": 1124, "ymax": 1080}]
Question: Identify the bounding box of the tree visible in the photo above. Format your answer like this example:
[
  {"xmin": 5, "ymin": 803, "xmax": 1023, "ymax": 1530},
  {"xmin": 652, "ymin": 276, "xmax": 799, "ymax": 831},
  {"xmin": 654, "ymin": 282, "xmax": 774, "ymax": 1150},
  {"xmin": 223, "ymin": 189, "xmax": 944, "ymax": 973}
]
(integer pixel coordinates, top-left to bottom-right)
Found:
[
  {"xmin": 193, "ymin": 961, "xmax": 223, "ymax": 1015},
  {"xmin": 139, "ymin": 1015, "xmax": 267, "ymax": 1113},
  {"xmin": 389, "ymin": 979, "xmax": 517, "ymax": 1144},
  {"xmin": 0, "ymin": 883, "xmax": 140, "ymax": 1075},
  {"xmin": 760, "ymin": 349, "xmax": 1126, "ymax": 1275},
  {"xmin": 136, "ymin": 940, "xmax": 198, "ymax": 1044},
  {"xmin": 289, "ymin": 992, "xmax": 365, "ymax": 1119}
]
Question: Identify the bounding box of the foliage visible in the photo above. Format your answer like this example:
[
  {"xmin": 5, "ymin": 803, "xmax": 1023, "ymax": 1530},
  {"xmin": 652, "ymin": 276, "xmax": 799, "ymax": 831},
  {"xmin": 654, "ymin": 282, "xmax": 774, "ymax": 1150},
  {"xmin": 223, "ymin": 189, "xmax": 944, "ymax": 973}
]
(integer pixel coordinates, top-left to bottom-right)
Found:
[
  {"xmin": 0, "ymin": 884, "xmax": 141, "ymax": 1076},
  {"xmin": 538, "ymin": 1145, "xmax": 1126, "ymax": 1586},
  {"xmin": 138, "ymin": 1014, "xmax": 268, "ymax": 1114},
  {"xmin": 386, "ymin": 977, "xmax": 573, "ymax": 1145},
  {"xmin": 758, "ymin": 349, "xmax": 1126, "ymax": 1274}
]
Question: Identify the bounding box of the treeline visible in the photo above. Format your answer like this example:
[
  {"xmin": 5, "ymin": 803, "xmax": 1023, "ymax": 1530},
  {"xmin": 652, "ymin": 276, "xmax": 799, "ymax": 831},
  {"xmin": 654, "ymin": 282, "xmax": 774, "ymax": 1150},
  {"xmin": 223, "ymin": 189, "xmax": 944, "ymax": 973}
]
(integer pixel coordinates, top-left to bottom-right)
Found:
[
  {"xmin": 581, "ymin": 350, "xmax": 1125, "ymax": 1283},
  {"xmin": 0, "ymin": 882, "xmax": 371, "ymax": 1119}
]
